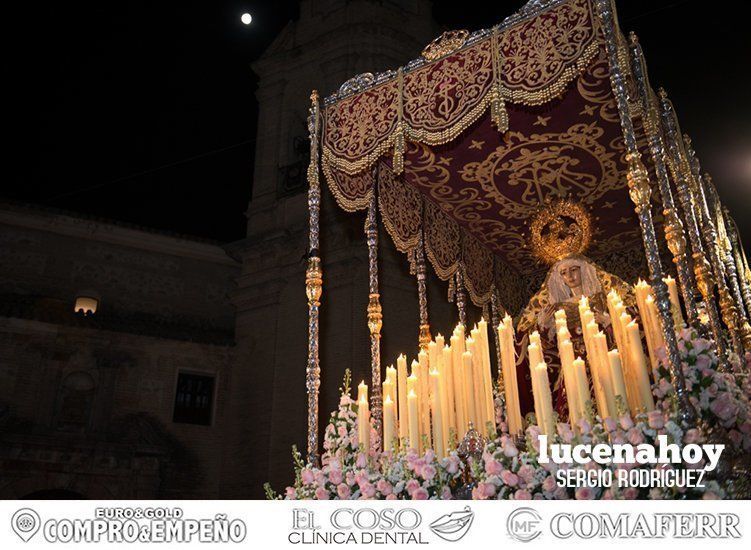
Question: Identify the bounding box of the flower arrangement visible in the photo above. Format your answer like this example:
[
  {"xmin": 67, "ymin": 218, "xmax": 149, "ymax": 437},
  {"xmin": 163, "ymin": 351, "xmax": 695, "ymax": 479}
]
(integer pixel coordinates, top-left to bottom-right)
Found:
[
  {"xmin": 272, "ymin": 330, "xmax": 749, "ymax": 500},
  {"xmin": 654, "ymin": 327, "xmax": 751, "ymax": 453}
]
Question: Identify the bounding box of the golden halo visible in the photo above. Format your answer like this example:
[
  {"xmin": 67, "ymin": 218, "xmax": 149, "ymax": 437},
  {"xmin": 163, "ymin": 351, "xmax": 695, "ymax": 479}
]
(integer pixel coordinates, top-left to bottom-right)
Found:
[{"xmin": 529, "ymin": 198, "xmax": 593, "ymax": 265}]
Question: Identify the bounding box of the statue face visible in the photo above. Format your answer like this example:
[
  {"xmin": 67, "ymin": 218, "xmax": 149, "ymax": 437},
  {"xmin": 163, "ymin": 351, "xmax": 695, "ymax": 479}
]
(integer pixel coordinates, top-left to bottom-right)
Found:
[{"xmin": 558, "ymin": 263, "xmax": 582, "ymax": 289}]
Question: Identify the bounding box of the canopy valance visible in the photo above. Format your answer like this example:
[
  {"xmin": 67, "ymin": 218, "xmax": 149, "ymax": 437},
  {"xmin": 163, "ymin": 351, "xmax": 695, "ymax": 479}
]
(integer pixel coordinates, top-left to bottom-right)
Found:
[{"xmin": 319, "ymin": 0, "xmax": 646, "ymax": 312}]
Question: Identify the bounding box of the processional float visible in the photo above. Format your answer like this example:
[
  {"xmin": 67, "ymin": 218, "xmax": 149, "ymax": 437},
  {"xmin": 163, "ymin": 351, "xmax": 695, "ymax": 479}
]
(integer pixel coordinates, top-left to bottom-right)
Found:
[{"xmin": 302, "ymin": 0, "xmax": 751, "ymax": 467}]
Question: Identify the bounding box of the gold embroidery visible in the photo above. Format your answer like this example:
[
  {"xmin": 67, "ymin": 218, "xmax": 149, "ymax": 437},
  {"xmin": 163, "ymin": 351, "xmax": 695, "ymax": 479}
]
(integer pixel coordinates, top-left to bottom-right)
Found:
[
  {"xmin": 377, "ymin": 165, "xmax": 422, "ymax": 252},
  {"xmin": 321, "ymin": 0, "xmax": 599, "ymax": 175}
]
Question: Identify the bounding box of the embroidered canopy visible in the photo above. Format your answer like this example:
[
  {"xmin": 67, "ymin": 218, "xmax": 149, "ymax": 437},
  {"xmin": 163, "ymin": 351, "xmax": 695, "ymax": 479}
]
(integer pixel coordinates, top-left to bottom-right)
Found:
[{"xmin": 319, "ymin": 0, "xmax": 651, "ymax": 313}]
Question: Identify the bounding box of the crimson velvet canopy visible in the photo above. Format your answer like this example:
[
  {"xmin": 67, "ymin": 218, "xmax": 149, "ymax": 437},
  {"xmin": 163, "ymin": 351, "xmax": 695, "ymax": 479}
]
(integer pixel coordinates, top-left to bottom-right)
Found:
[{"xmin": 319, "ymin": 0, "xmax": 648, "ymax": 314}]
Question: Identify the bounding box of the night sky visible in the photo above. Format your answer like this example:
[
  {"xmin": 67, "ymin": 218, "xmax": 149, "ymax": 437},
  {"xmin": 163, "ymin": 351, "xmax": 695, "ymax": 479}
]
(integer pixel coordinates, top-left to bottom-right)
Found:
[{"xmin": 5, "ymin": 1, "xmax": 750, "ymax": 249}]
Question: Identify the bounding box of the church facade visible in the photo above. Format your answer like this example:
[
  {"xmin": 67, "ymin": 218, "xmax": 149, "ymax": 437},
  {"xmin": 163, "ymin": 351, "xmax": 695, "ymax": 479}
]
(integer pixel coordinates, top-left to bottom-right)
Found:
[{"xmin": 0, "ymin": 0, "xmax": 440, "ymax": 499}]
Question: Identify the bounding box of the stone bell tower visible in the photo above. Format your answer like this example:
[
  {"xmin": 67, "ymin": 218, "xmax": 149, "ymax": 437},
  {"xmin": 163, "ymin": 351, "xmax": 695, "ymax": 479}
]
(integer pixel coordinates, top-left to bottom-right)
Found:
[{"xmin": 224, "ymin": 0, "xmax": 439, "ymax": 497}]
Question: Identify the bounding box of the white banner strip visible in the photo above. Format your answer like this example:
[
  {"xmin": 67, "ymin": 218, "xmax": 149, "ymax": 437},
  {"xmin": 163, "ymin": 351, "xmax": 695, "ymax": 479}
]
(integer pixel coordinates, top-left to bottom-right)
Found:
[{"xmin": 1, "ymin": 499, "xmax": 748, "ymax": 549}]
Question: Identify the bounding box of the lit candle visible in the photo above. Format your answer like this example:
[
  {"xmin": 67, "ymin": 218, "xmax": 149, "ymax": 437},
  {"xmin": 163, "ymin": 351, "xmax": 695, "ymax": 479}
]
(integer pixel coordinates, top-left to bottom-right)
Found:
[
  {"xmin": 635, "ymin": 280, "xmax": 660, "ymax": 374},
  {"xmin": 386, "ymin": 364, "xmax": 398, "ymax": 408},
  {"xmin": 462, "ymin": 351, "xmax": 477, "ymax": 431},
  {"xmin": 382, "ymin": 377, "xmax": 394, "ymax": 428},
  {"xmin": 383, "ymin": 394, "xmax": 396, "ymax": 451},
  {"xmin": 357, "ymin": 380, "xmax": 368, "ymax": 404},
  {"xmin": 418, "ymin": 349, "xmax": 431, "ymax": 442},
  {"xmin": 442, "ymin": 345, "xmax": 457, "ymax": 440},
  {"xmin": 396, "ymin": 355, "xmax": 409, "ymax": 441},
  {"xmin": 557, "ymin": 334, "xmax": 580, "ymax": 425},
  {"xmin": 607, "ymin": 349, "xmax": 629, "ymax": 414},
  {"xmin": 593, "ymin": 331, "xmax": 616, "ymax": 418},
  {"xmin": 429, "ymin": 368, "xmax": 445, "ymax": 457},
  {"xmin": 477, "ymin": 319, "xmax": 496, "ymax": 436},
  {"xmin": 407, "ymin": 389, "xmax": 420, "ymax": 452},
  {"xmin": 407, "ymin": 366, "xmax": 419, "ymax": 446},
  {"xmin": 498, "ymin": 315, "xmax": 522, "ymax": 435},
  {"xmin": 626, "ymin": 320, "xmax": 656, "ymax": 413},
  {"xmin": 534, "ymin": 362, "xmax": 555, "ymax": 436},
  {"xmin": 450, "ymin": 333, "xmax": 468, "ymax": 438},
  {"xmin": 572, "ymin": 356, "xmax": 592, "ymax": 419},
  {"xmin": 663, "ymin": 275, "xmax": 684, "ymax": 328},
  {"xmin": 357, "ymin": 395, "xmax": 370, "ymax": 451}
]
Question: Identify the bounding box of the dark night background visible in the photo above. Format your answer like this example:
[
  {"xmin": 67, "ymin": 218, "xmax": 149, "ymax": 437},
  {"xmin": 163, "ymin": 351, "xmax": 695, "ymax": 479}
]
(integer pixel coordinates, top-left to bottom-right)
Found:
[{"xmin": 5, "ymin": 1, "xmax": 750, "ymax": 246}]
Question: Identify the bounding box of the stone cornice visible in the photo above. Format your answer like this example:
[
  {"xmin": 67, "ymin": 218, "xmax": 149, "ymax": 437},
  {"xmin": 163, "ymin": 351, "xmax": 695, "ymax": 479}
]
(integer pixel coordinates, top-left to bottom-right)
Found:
[{"xmin": 0, "ymin": 201, "xmax": 238, "ymax": 267}]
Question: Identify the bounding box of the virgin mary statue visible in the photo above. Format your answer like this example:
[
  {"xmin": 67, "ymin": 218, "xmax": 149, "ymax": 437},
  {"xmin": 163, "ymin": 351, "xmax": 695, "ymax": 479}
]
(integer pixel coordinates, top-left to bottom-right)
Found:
[
  {"xmin": 514, "ymin": 254, "xmax": 635, "ymax": 419},
  {"xmin": 512, "ymin": 200, "xmax": 636, "ymax": 420}
]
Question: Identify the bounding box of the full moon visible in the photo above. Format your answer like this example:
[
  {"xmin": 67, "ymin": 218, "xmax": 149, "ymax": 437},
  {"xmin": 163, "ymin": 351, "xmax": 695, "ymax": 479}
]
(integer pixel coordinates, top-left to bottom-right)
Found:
[{"xmin": 241, "ymin": 13, "xmax": 252, "ymax": 25}]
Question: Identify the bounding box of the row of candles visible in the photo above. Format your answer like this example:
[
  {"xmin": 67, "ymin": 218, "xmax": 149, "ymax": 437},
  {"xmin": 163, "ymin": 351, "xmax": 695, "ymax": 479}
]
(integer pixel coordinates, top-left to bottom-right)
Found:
[
  {"xmin": 356, "ymin": 320, "xmax": 497, "ymax": 457},
  {"xmin": 356, "ymin": 278, "xmax": 681, "ymax": 454}
]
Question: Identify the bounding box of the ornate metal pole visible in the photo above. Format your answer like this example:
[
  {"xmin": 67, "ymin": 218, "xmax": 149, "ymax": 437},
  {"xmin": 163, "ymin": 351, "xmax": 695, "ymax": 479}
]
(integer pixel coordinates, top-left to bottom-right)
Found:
[
  {"xmin": 365, "ymin": 186, "xmax": 383, "ymax": 452},
  {"xmin": 455, "ymin": 268, "xmax": 468, "ymax": 328},
  {"xmin": 628, "ymin": 33, "xmax": 698, "ymax": 327},
  {"xmin": 683, "ymin": 137, "xmax": 746, "ymax": 354},
  {"xmin": 305, "ymin": 90, "xmax": 323, "ymax": 464},
  {"xmin": 490, "ymin": 287, "xmax": 504, "ymax": 388},
  {"xmin": 659, "ymin": 90, "xmax": 727, "ymax": 360},
  {"xmin": 415, "ymin": 232, "xmax": 432, "ymax": 351},
  {"xmin": 594, "ymin": 0, "xmax": 694, "ymax": 424},
  {"xmin": 726, "ymin": 211, "xmax": 751, "ymax": 320},
  {"xmin": 705, "ymin": 177, "xmax": 750, "ymax": 327}
]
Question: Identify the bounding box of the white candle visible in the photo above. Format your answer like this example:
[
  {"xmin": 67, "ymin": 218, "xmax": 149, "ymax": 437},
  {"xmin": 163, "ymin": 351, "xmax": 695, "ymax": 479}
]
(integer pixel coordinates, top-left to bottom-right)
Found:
[
  {"xmin": 607, "ymin": 349, "xmax": 629, "ymax": 414},
  {"xmin": 429, "ymin": 368, "xmax": 445, "ymax": 457},
  {"xmin": 396, "ymin": 355, "xmax": 409, "ymax": 440},
  {"xmin": 357, "ymin": 395, "xmax": 370, "ymax": 451},
  {"xmin": 626, "ymin": 320, "xmax": 656, "ymax": 413},
  {"xmin": 383, "ymin": 394, "xmax": 396, "ymax": 451},
  {"xmin": 407, "ymin": 389, "xmax": 420, "ymax": 452}
]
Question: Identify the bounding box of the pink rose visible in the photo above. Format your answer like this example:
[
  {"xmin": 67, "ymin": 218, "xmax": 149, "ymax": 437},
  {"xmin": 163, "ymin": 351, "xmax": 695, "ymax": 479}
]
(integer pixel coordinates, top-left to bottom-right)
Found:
[
  {"xmin": 285, "ymin": 487, "xmax": 296, "ymax": 499},
  {"xmin": 479, "ymin": 482, "xmax": 497, "ymax": 499},
  {"xmin": 423, "ymin": 464, "xmax": 438, "ymax": 480},
  {"xmin": 627, "ymin": 428, "xmax": 644, "ymax": 445},
  {"xmin": 514, "ymin": 490, "xmax": 532, "ymax": 500},
  {"xmin": 577, "ymin": 418, "xmax": 592, "ymax": 434},
  {"xmin": 517, "ymin": 464, "xmax": 535, "ymax": 485},
  {"xmin": 619, "ymin": 414, "xmax": 634, "ymax": 430},
  {"xmin": 503, "ymin": 443, "xmax": 519, "ymax": 458},
  {"xmin": 501, "ymin": 470, "xmax": 519, "ymax": 487},
  {"xmin": 405, "ymin": 478, "xmax": 420, "ymax": 496},
  {"xmin": 710, "ymin": 393, "xmax": 738, "ymax": 422},
  {"xmin": 301, "ymin": 468, "xmax": 315, "ymax": 485},
  {"xmin": 356, "ymin": 452, "xmax": 368, "ymax": 468},
  {"xmin": 622, "ymin": 487, "xmax": 639, "ymax": 500},
  {"xmin": 485, "ymin": 459, "xmax": 503, "ymax": 476},
  {"xmin": 604, "ymin": 417, "xmax": 617, "ymax": 432},
  {"xmin": 542, "ymin": 476, "xmax": 557, "ymax": 493},
  {"xmin": 575, "ymin": 487, "xmax": 595, "ymax": 500},
  {"xmin": 647, "ymin": 410, "xmax": 665, "ymax": 429},
  {"xmin": 441, "ymin": 486, "xmax": 453, "ymax": 500},
  {"xmin": 412, "ymin": 488, "xmax": 429, "ymax": 500},
  {"xmin": 337, "ymin": 483, "xmax": 351, "ymax": 499},
  {"xmin": 376, "ymin": 479, "xmax": 393, "ymax": 496},
  {"xmin": 695, "ymin": 354, "xmax": 712, "ymax": 370},
  {"xmin": 315, "ymin": 486, "xmax": 330, "ymax": 500},
  {"xmin": 329, "ymin": 468, "xmax": 343, "ymax": 485},
  {"xmin": 386, "ymin": 494, "xmax": 397, "ymax": 500},
  {"xmin": 360, "ymin": 482, "xmax": 376, "ymax": 499},
  {"xmin": 337, "ymin": 425, "xmax": 348, "ymax": 437},
  {"xmin": 445, "ymin": 454, "xmax": 461, "ymax": 474}
]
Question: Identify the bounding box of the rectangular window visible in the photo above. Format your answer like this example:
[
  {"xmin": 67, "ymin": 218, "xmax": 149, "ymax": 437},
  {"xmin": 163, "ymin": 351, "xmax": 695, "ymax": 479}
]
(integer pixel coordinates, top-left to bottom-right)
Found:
[{"xmin": 173, "ymin": 372, "xmax": 214, "ymax": 425}]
